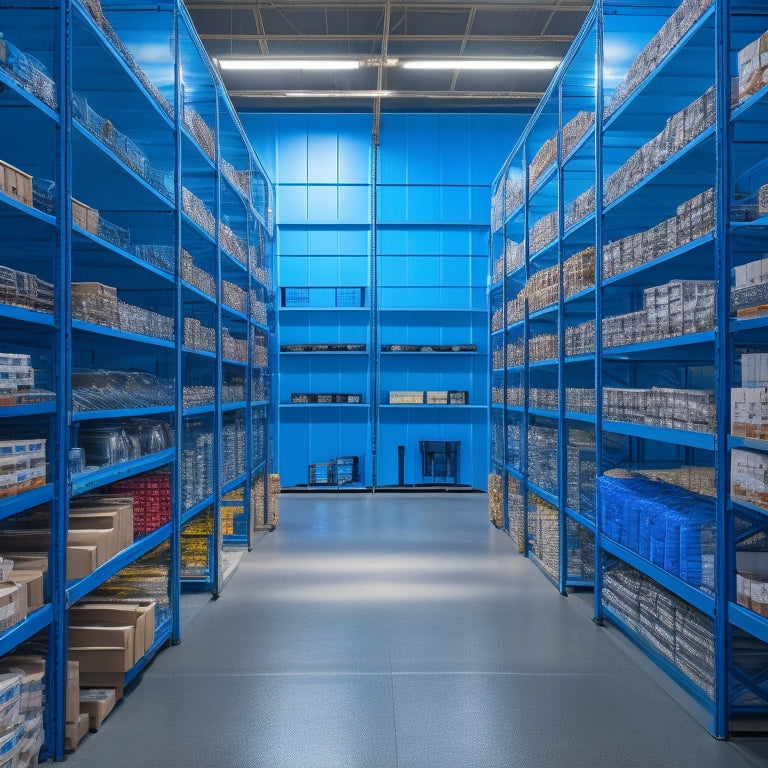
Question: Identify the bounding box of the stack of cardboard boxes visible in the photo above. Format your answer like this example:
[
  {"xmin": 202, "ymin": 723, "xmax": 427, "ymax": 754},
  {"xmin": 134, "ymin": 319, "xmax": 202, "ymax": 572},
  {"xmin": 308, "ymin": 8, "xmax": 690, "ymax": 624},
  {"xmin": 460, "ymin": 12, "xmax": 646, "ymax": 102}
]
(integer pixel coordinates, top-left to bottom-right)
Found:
[
  {"xmin": 66, "ymin": 599, "xmax": 156, "ymax": 752},
  {"xmin": 0, "ymin": 496, "xmax": 133, "ymax": 583}
]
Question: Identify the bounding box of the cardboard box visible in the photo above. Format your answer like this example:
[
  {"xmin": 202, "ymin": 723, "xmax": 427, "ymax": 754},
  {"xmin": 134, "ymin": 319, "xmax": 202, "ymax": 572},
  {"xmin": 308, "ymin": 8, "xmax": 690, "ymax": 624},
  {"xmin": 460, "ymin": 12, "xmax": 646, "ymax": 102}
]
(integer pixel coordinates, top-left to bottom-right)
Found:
[
  {"xmin": 69, "ymin": 600, "xmax": 154, "ymax": 662},
  {"xmin": 0, "ymin": 656, "xmax": 44, "ymax": 712},
  {"xmin": 65, "ymin": 711, "xmax": 89, "ymax": 752},
  {"xmin": 66, "ymin": 545, "xmax": 99, "ymax": 580},
  {"xmin": 67, "ymin": 516, "xmax": 120, "ymax": 561},
  {"xmin": 69, "ymin": 647, "xmax": 131, "ymax": 702},
  {"xmin": 0, "ymin": 582, "xmax": 26, "ymax": 631},
  {"xmin": 69, "ymin": 626, "xmax": 134, "ymax": 672},
  {"xmin": 70, "ymin": 496, "xmax": 134, "ymax": 551},
  {"xmin": 71, "ymin": 199, "xmax": 99, "ymax": 234},
  {"xmin": 66, "ymin": 661, "xmax": 79, "ymax": 724},
  {"xmin": 78, "ymin": 670, "xmax": 124, "ymax": 700},
  {"xmin": 134, "ymin": 601, "xmax": 156, "ymax": 654},
  {"xmin": 0, "ymin": 529, "xmax": 108, "ymax": 577},
  {"xmin": 0, "ymin": 159, "xmax": 33, "ymax": 208},
  {"xmin": 79, "ymin": 688, "xmax": 116, "ymax": 732},
  {"xmin": 10, "ymin": 570, "xmax": 44, "ymax": 612},
  {"xmin": 388, "ymin": 390, "xmax": 424, "ymax": 404},
  {"xmin": 67, "ymin": 528, "xmax": 118, "ymax": 567}
]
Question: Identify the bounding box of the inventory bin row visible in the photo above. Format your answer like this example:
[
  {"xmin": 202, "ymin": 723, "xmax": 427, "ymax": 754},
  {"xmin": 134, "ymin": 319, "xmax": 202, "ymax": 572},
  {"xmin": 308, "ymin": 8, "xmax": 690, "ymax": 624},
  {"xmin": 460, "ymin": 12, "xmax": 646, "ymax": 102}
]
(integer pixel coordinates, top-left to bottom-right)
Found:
[
  {"xmin": 388, "ymin": 390, "xmax": 468, "ymax": 405},
  {"xmin": 290, "ymin": 393, "xmax": 362, "ymax": 404},
  {"xmin": 602, "ymin": 563, "xmax": 715, "ymax": 699},
  {"xmin": 603, "ymin": 188, "xmax": 714, "ymax": 280}
]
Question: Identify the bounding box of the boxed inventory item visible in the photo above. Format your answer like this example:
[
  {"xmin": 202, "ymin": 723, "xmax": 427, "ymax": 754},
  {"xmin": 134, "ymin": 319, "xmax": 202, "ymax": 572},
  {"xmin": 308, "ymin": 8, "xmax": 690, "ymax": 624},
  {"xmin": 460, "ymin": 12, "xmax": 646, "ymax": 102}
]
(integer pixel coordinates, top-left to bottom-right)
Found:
[
  {"xmin": 0, "ymin": 726, "xmax": 23, "ymax": 766},
  {"xmin": 69, "ymin": 643, "xmax": 131, "ymax": 699},
  {"xmin": 731, "ymin": 449, "xmax": 768, "ymax": 510},
  {"xmin": 66, "ymin": 660, "xmax": 79, "ymax": 724},
  {"xmin": 0, "ymin": 159, "xmax": 32, "ymax": 207},
  {"xmin": 71, "ymin": 281, "xmax": 119, "ymax": 327},
  {"xmin": 738, "ymin": 29, "xmax": 768, "ymax": 103},
  {"xmin": 0, "ymin": 655, "xmax": 44, "ymax": 715},
  {"xmin": 71, "ymin": 199, "xmax": 99, "ymax": 234},
  {"xmin": 70, "ymin": 600, "xmax": 155, "ymax": 663},
  {"xmin": 736, "ymin": 551, "xmax": 768, "ymax": 616},
  {"xmin": 425, "ymin": 390, "xmax": 448, "ymax": 404},
  {"xmin": 70, "ymin": 496, "xmax": 134, "ymax": 552},
  {"xmin": 334, "ymin": 393, "xmax": 362, "ymax": 404},
  {"xmin": 0, "ymin": 582, "xmax": 26, "ymax": 631},
  {"xmin": 447, "ymin": 390, "xmax": 468, "ymax": 405},
  {"xmin": 79, "ymin": 688, "xmax": 116, "ymax": 732},
  {"xmin": 67, "ymin": 545, "xmax": 99, "ymax": 580},
  {"xmin": 0, "ymin": 672, "xmax": 21, "ymax": 732},
  {"xmin": 9, "ymin": 570, "xmax": 43, "ymax": 612},
  {"xmin": 65, "ymin": 712, "xmax": 89, "ymax": 752},
  {"xmin": 389, "ymin": 391, "xmax": 424, "ymax": 404},
  {"xmin": 69, "ymin": 625, "xmax": 134, "ymax": 671}
]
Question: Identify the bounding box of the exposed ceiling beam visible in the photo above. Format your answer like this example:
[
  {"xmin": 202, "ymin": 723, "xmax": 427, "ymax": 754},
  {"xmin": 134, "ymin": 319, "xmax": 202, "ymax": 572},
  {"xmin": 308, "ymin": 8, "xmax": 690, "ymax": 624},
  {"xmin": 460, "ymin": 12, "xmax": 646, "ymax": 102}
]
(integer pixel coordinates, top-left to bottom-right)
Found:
[
  {"xmin": 199, "ymin": 33, "xmax": 575, "ymax": 43},
  {"xmin": 228, "ymin": 89, "xmax": 544, "ymax": 99},
  {"xmin": 451, "ymin": 6, "xmax": 476, "ymax": 92},
  {"xmin": 251, "ymin": 5, "xmax": 269, "ymax": 54},
  {"xmin": 187, "ymin": 2, "xmax": 587, "ymax": 10}
]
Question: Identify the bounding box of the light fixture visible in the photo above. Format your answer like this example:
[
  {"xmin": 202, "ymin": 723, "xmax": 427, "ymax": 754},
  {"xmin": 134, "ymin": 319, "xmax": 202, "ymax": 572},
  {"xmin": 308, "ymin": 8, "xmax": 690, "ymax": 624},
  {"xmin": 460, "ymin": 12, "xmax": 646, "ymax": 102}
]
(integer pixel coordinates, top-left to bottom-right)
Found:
[
  {"xmin": 216, "ymin": 57, "xmax": 558, "ymax": 73},
  {"xmin": 217, "ymin": 58, "xmax": 360, "ymax": 71},
  {"xmin": 401, "ymin": 59, "xmax": 561, "ymax": 70}
]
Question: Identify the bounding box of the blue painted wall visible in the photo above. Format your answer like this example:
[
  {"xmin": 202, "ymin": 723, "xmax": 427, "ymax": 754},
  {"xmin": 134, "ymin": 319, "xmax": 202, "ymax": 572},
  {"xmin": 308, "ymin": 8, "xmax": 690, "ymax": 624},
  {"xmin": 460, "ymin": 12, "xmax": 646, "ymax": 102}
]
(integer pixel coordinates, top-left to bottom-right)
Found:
[{"xmin": 240, "ymin": 111, "xmax": 527, "ymax": 488}]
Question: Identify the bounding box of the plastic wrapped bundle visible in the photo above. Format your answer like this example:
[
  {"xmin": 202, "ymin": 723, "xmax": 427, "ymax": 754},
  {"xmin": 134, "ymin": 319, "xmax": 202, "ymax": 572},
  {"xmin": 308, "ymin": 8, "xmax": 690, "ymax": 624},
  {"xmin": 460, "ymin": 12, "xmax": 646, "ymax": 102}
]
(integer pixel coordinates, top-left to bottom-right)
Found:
[
  {"xmin": 598, "ymin": 473, "xmax": 715, "ymax": 588},
  {"xmin": 0, "ymin": 35, "xmax": 56, "ymax": 109}
]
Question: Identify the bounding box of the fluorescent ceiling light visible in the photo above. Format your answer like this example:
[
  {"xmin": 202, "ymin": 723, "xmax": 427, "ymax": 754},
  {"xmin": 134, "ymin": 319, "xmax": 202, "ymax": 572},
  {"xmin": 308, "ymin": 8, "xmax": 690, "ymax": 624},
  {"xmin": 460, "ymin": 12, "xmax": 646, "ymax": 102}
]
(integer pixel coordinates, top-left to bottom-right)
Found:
[
  {"xmin": 218, "ymin": 58, "xmax": 359, "ymax": 71},
  {"xmin": 402, "ymin": 59, "xmax": 560, "ymax": 70}
]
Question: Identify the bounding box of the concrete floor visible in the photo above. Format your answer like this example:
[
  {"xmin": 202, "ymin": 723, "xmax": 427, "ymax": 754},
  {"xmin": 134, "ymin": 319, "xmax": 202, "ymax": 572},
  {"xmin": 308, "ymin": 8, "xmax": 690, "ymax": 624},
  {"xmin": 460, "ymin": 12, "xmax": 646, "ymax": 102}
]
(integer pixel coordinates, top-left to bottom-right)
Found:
[{"xmin": 63, "ymin": 492, "xmax": 768, "ymax": 767}]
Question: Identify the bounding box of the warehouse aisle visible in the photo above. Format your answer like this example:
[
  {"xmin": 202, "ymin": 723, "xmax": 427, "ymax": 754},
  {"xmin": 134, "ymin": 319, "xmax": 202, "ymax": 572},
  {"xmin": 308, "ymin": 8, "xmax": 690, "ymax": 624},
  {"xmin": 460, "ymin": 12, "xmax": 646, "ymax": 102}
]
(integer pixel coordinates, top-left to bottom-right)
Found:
[{"xmin": 64, "ymin": 493, "xmax": 768, "ymax": 768}]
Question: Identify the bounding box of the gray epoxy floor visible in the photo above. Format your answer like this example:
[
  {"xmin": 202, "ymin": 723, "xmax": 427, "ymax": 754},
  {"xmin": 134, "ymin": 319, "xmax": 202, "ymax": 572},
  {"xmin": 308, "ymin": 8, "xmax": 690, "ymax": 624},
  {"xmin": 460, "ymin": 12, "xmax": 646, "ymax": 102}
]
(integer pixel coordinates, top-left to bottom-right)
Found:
[{"xmin": 63, "ymin": 492, "xmax": 768, "ymax": 767}]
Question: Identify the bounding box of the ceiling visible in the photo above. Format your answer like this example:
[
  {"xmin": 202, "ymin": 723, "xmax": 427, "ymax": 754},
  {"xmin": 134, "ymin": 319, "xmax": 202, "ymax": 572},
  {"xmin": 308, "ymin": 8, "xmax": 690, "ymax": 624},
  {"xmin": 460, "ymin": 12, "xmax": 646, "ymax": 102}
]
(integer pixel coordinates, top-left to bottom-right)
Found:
[{"xmin": 185, "ymin": 0, "xmax": 593, "ymax": 128}]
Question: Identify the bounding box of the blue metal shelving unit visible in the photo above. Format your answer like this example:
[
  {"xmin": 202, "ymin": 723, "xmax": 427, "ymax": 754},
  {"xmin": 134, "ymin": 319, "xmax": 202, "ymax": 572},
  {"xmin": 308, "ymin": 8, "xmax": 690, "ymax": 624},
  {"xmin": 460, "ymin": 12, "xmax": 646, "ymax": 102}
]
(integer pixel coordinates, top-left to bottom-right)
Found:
[
  {"xmin": 0, "ymin": 0, "xmax": 274, "ymax": 760},
  {"xmin": 489, "ymin": 0, "xmax": 768, "ymax": 740}
]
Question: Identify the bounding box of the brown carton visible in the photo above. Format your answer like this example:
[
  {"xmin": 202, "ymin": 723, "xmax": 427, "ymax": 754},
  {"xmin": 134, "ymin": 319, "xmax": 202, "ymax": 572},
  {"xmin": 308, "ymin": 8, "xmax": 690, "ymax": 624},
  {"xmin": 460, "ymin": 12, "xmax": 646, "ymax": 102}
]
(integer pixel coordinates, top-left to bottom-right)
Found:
[
  {"xmin": 66, "ymin": 528, "xmax": 118, "ymax": 567},
  {"xmin": 0, "ymin": 581, "xmax": 26, "ymax": 631},
  {"xmin": 69, "ymin": 626, "xmax": 134, "ymax": 672},
  {"xmin": 70, "ymin": 496, "xmax": 133, "ymax": 550},
  {"xmin": 78, "ymin": 670, "xmax": 124, "ymax": 700},
  {"xmin": 70, "ymin": 604, "xmax": 145, "ymax": 664},
  {"xmin": 68, "ymin": 515, "xmax": 121, "ymax": 560},
  {"xmin": 65, "ymin": 711, "xmax": 89, "ymax": 751},
  {"xmin": 10, "ymin": 570, "xmax": 44, "ymax": 612},
  {"xmin": 71, "ymin": 199, "xmax": 99, "ymax": 234},
  {"xmin": 134, "ymin": 600, "xmax": 156, "ymax": 653},
  {"xmin": 79, "ymin": 688, "xmax": 116, "ymax": 731},
  {"xmin": 66, "ymin": 660, "xmax": 79, "ymax": 724},
  {"xmin": 0, "ymin": 159, "xmax": 33, "ymax": 208},
  {"xmin": 66, "ymin": 545, "xmax": 99, "ymax": 580}
]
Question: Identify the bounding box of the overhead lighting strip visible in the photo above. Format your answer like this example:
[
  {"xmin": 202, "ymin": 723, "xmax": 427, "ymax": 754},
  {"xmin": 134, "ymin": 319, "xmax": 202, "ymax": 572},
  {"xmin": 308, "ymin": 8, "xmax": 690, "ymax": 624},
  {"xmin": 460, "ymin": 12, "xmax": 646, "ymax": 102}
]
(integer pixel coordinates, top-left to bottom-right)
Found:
[
  {"xmin": 216, "ymin": 57, "xmax": 561, "ymax": 72},
  {"xmin": 217, "ymin": 58, "xmax": 360, "ymax": 70},
  {"xmin": 402, "ymin": 59, "xmax": 560, "ymax": 70}
]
